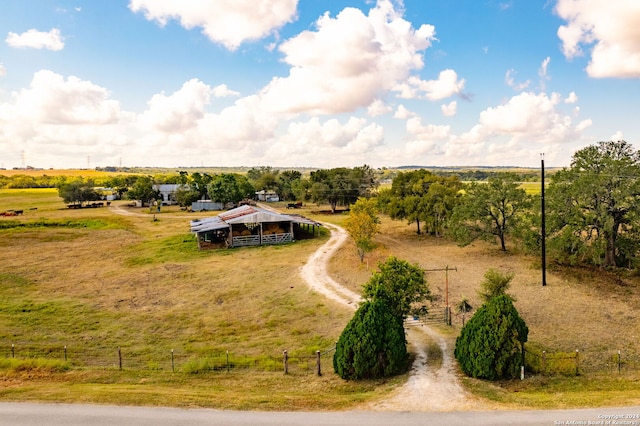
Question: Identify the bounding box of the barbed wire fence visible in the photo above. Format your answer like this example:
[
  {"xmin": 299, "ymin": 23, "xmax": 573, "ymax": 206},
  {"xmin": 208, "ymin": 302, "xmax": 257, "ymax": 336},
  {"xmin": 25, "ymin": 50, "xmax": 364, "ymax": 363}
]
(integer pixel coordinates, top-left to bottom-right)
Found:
[
  {"xmin": 524, "ymin": 347, "xmax": 640, "ymax": 376},
  {"xmin": 4, "ymin": 338, "xmax": 640, "ymax": 377},
  {"xmin": 1, "ymin": 342, "xmax": 337, "ymax": 376}
]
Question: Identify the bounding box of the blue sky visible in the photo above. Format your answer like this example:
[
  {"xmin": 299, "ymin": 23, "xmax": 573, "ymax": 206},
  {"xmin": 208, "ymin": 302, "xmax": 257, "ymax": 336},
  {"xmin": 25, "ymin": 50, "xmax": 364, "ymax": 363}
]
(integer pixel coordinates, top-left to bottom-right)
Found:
[{"xmin": 0, "ymin": 0, "xmax": 638, "ymax": 169}]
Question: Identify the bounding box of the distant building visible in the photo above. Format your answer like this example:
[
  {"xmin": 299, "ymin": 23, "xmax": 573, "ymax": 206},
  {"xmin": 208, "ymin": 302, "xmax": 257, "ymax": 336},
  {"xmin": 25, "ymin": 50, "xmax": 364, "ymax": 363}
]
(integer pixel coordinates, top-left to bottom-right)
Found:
[
  {"xmin": 255, "ymin": 190, "xmax": 280, "ymax": 202},
  {"xmin": 153, "ymin": 184, "xmax": 184, "ymax": 206},
  {"xmin": 191, "ymin": 200, "xmax": 224, "ymax": 212}
]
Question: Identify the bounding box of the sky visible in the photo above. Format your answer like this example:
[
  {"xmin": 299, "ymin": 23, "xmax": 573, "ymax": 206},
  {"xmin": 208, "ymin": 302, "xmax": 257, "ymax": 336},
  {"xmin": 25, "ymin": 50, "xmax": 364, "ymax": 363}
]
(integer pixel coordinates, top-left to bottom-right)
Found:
[{"xmin": 0, "ymin": 0, "xmax": 639, "ymax": 170}]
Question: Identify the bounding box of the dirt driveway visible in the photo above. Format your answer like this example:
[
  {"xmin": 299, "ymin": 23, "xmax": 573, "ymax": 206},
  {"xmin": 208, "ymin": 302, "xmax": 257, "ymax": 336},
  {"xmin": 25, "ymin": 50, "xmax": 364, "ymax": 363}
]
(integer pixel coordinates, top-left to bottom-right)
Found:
[{"xmin": 300, "ymin": 223, "xmax": 480, "ymax": 412}]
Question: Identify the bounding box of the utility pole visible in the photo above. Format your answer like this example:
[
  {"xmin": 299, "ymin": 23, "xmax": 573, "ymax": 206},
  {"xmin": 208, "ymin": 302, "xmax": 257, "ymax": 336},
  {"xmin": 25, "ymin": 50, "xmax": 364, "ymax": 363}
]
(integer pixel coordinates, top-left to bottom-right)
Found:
[
  {"xmin": 541, "ymin": 153, "xmax": 547, "ymax": 287},
  {"xmin": 425, "ymin": 266, "xmax": 457, "ymax": 325}
]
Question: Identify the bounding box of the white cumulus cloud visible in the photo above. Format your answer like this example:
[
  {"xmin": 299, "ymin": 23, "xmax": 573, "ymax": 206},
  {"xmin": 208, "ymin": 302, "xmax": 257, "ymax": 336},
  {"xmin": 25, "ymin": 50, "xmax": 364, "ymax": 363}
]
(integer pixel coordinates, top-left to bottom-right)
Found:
[
  {"xmin": 441, "ymin": 101, "xmax": 457, "ymax": 117},
  {"xmin": 265, "ymin": 116, "xmax": 384, "ymax": 167},
  {"xmin": 368, "ymin": 99, "xmax": 392, "ymax": 117},
  {"xmin": 259, "ymin": 0, "xmax": 439, "ymax": 114},
  {"xmin": 406, "ymin": 117, "xmax": 450, "ymax": 140},
  {"xmin": 564, "ymin": 92, "xmax": 578, "ymax": 104},
  {"xmin": 394, "ymin": 105, "xmax": 417, "ymax": 120},
  {"xmin": 128, "ymin": 0, "xmax": 298, "ymax": 51},
  {"xmin": 395, "ymin": 69, "xmax": 466, "ymax": 100},
  {"xmin": 139, "ymin": 79, "xmax": 212, "ymax": 133},
  {"xmin": 212, "ymin": 84, "xmax": 240, "ymax": 98},
  {"xmin": 460, "ymin": 91, "xmax": 592, "ymax": 145},
  {"xmin": 555, "ymin": 0, "xmax": 640, "ymax": 78},
  {"xmin": 9, "ymin": 70, "xmax": 120, "ymax": 125},
  {"xmin": 6, "ymin": 28, "xmax": 64, "ymax": 51}
]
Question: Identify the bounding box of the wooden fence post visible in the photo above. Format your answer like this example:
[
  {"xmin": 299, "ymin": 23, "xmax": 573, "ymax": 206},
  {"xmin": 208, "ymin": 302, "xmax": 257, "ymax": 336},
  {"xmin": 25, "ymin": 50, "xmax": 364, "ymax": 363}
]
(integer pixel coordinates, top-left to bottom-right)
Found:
[
  {"xmin": 618, "ymin": 350, "xmax": 622, "ymax": 374},
  {"xmin": 171, "ymin": 349, "xmax": 175, "ymax": 373},
  {"xmin": 118, "ymin": 347, "xmax": 122, "ymax": 371},
  {"xmin": 316, "ymin": 350, "xmax": 321, "ymax": 377},
  {"xmin": 542, "ymin": 351, "xmax": 546, "ymax": 375},
  {"xmin": 226, "ymin": 350, "xmax": 230, "ymax": 374},
  {"xmin": 575, "ymin": 350, "xmax": 579, "ymax": 376},
  {"xmin": 64, "ymin": 345, "xmax": 67, "ymax": 362},
  {"xmin": 11, "ymin": 343, "xmax": 14, "ymax": 358},
  {"xmin": 283, "ymin": 350, "xmax": 288, "ymax": 375}
]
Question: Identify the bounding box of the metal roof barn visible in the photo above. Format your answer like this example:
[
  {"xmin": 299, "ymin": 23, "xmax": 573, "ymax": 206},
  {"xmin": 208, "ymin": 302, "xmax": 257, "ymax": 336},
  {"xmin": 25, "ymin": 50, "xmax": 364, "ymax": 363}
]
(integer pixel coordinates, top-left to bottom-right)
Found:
[{"xmin": 190, "ymin": 205, "xmax": 322, "ymax": 249}]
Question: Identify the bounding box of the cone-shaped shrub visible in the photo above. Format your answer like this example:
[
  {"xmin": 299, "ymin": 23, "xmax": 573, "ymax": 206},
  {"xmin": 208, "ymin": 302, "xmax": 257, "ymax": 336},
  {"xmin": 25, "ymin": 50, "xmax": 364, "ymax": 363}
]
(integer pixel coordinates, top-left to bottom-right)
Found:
[
  {"xmin": 454, "ymin": 295, "xmax": 528, "ymax": 380},
  {"xmin": 333, "ymin": 300, "xmax": 408, "ymax": 379}
]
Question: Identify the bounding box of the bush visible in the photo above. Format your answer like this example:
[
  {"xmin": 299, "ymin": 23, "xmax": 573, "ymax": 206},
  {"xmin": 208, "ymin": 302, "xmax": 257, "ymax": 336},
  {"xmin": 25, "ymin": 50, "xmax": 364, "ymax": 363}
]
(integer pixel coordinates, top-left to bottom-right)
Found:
[
  {"xmin": 454, "ymin": 295, "xmax": 528, "ymax": 380},
  {"xmin": 333, "ymin": 300, "xmax": 408, "ymax": 380}
]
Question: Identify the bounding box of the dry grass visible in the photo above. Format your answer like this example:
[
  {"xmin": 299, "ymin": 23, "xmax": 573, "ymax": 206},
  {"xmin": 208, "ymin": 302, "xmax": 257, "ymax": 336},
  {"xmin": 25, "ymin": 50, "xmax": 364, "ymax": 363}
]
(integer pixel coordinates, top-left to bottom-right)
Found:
[
  {"xmin": 3, "ymin": 191, "xmax": 640, "ymax": 409},
  {"xmin": 324, "ymin": 215, "xmax": 640, "ymax": 357},
  {"xmin": 0, "ymin": 193, "xmax": 351, "ymax": 363}
]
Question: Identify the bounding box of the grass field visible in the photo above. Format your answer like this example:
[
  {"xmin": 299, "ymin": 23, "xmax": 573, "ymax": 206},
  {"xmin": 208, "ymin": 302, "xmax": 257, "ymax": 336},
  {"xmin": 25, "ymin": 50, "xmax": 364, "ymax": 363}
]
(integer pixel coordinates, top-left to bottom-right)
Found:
[{"xmin": 2, "ymin": 187, "xmax": 640, "ymax": 410}]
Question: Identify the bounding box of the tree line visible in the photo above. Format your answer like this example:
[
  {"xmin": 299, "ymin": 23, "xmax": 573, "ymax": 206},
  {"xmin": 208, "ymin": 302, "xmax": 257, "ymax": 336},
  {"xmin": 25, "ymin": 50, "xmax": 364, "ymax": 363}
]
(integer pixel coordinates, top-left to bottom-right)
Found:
[
  {"xmin": 356, "ymin": 140, "xmax": 640, "ymax": 270},
  {"xmin": 53, "ymin": 165, "xmax": 379, "ymax": 211}
]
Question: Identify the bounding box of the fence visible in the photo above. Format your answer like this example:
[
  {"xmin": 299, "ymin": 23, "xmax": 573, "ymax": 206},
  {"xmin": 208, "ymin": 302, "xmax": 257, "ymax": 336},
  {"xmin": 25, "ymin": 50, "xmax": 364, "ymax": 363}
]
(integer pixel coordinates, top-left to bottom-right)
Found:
[
  {"xmin": 524, "ymin": 347, "xmax": 640, "ymax": 376},
  {"xmin": 1, "ymin": 343, "xmax": 336, "ymax": 376}
]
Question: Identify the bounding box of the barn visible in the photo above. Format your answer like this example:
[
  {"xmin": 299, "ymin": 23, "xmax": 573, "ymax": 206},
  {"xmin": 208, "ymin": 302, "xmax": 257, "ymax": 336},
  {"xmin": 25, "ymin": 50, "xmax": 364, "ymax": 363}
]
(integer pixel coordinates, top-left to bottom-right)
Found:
[{"xmin": 190, "ymin": 205, "xmax": 322, "ymax": 249}]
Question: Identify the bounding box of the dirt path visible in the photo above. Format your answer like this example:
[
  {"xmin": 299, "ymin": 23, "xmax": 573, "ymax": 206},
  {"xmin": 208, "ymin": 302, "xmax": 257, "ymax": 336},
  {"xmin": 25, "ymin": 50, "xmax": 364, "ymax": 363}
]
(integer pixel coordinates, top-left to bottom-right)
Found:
[{"xmin": 300, "ymin": 222, "xmax": 476, "ymax": 412}]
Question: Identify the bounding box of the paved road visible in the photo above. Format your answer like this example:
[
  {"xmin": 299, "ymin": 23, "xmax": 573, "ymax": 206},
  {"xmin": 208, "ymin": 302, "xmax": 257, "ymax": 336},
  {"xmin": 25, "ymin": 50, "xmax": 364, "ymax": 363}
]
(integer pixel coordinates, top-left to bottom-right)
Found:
[{"xmin": 1, "ymin": 402, "xmax": 640, "ymax": 425}]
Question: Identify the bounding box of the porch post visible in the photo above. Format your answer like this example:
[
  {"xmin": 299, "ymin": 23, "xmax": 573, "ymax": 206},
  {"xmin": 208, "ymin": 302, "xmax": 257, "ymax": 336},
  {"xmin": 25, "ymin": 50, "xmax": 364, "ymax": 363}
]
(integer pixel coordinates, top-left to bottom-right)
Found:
[{"xmin": 260, "ymin": 223, "xmax": 263, "ymax": 245}]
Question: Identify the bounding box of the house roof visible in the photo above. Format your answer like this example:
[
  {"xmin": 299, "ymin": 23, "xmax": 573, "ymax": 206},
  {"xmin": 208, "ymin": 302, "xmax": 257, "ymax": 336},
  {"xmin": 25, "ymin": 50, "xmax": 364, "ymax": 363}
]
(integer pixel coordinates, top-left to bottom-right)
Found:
[{"xmin": 190, "ymin": 205, "xmax": 321, "ymax": 234}]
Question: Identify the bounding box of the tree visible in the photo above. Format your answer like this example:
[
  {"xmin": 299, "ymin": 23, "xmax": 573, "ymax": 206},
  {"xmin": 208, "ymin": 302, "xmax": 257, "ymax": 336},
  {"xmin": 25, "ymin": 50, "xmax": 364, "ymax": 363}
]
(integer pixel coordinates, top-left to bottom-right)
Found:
[
  {"xmin": 174, "ymin": 186, "xmax": 201, "ymax": 208},
  {"xmin": 126, "ymin": 176, "xmax": 159, "ymax": 205},
  {"xmin": 189, "ymin": 172, "xmax": 213, "ymax": 200},
  {"xmin": 344, "ymin": 198, "xmax": 380, "ymax": 262},
  {"xmin": 478, "ymin": 268, "xmax": 514, "ymax": 303},
  {"xmin": 307, "ymin": 166, "xmax": 377, "ymax": 214},
  {"xmin": 247, "ymin": 166, "xmax": 279, "ymax": 192},
  {"xmin": 545, "ymin": 140, "xmax": 640, "ymax": 268},
  {"xmin": 450, "ymin": 173, "xmax": 529, "ymax": 251},
  {"xmin": 362, "ymin": 257, "xmax": 430, "ymax": 320},
  {"xmin": 57, "ymin": 178, "xmax": 101, "ymax": 206},
  {"xmin": 378, "ymin": 170, "xmax": 461, "ymax": 235},
  {"xmin": 206, "ymin": 173, "xmax": 254, "ymax": 205},
  {"xmin": 277, "ymin": 170, "xmax": 303, "ymax": 201},
  {"xmin": 454, "ymin": 295, "xmax": 528, "ymax": 380},
  {"xmin": 333, "ymin": 300, "xmax": 408, "ymax": 380}
]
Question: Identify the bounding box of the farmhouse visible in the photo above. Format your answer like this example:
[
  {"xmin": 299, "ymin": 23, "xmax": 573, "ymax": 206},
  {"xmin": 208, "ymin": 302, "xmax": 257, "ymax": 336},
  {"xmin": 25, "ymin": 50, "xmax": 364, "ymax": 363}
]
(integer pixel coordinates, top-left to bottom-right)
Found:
[
  {"xmin": 190, "ymin": 205, "xmax": 322, "ymax": 249},
  {"xmin": 153, "ymin": 184, "xmax": 183, "ymax": 206}
]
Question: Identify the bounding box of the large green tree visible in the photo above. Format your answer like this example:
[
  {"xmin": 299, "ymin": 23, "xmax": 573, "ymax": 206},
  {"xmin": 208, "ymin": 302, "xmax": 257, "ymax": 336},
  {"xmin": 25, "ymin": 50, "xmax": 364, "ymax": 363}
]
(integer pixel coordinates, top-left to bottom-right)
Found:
[
  {"xmin": 277, "ymin": 170, "xmax": 303, "ymax": 201},
  {"xmin": 57, "ymin": 178, "xmax": 101, "ymax": 206},
  {"xmin": 545, "ymin": 140, "xmax": 640, "ymax": 268},
  {"xmin": 206, "ymin": 173, "xmax": 254, "ymax": 205},
  {"xmin": 126, "ymin": 176, "xmax": 159, "ymax": 205},
  {"xmin": 378, "ymin": 170, "xmax": 461, "ymax": 235},
  {"xmin": 450, "ymin": 173, "xmax": 529, "ymax": 251},
  {"xmin": 362, "ymin": 256, "xmax": 430, "ymax": 320},
  {"xmin": 454, "ymin": 294, "xmax": 528, "ymax": 380},
  {"xmin": 307, "ymin": 166, "xmax": 378, "ymax": 213}
]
